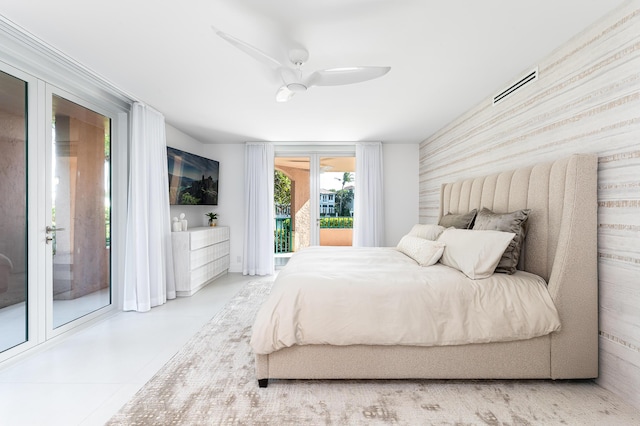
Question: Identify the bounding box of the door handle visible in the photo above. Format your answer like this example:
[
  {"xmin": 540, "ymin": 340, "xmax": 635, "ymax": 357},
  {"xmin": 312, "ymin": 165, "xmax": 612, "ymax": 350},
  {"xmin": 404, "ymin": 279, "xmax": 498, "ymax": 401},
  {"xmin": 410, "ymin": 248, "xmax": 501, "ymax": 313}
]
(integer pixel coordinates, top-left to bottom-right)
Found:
[
  {"xmin": 45, "ymin": 226, "xmax": 65, "ymax": 233},
  {"xmin": 45, "ymin": 226, "xmax": 65, "ymax": 245}
]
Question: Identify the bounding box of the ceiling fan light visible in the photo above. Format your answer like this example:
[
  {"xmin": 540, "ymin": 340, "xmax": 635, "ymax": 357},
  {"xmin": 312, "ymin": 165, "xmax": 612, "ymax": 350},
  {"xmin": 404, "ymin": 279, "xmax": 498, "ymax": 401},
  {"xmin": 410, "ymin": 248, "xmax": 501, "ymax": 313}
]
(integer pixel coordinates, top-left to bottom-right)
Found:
[
  {"xmin": 276, "ymin": 86, "xmax": 296, "ymax": 102},
  {"xmin": 287, "ymin": 83, "xmax": 307, "ymax": 92}
]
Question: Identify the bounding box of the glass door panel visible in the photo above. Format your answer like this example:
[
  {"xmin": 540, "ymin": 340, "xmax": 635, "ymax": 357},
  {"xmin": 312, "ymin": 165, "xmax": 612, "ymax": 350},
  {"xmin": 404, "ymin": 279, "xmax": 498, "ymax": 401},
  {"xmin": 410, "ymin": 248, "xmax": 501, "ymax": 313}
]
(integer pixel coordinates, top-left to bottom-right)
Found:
[
  {"xmin": 0, "ymin": 71, "xmax": 28, "ymax": 353},
  {"xmin": 274, "ymin": 156, "xmax": 311, "ymax": 268},
  {"xmin": 50, "ymin": 94, "xmax": 111, "ymax": 329},
  {"xmin": 274, "ymin": 153, "xmax": 356, "ymax": 268},
  {"xmin": 319, "ymin": 156, "xmax": 355, "ymax": 246}
]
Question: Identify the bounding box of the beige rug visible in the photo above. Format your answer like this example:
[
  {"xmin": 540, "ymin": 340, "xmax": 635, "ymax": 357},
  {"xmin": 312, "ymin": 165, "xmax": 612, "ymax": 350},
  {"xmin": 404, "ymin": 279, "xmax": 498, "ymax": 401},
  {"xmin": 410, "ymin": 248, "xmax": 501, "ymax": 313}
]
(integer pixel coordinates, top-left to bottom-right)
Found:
[{"xmin": 108, "ymin": 279, "xmax": 640, "ymax": 425}]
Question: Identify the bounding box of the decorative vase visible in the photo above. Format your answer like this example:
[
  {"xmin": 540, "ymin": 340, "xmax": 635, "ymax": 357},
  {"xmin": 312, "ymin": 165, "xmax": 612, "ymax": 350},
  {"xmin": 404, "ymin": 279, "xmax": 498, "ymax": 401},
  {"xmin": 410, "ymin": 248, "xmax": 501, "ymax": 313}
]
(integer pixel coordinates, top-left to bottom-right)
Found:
[{"xmin": 209, "ymin": 219, "xmax": 218, "ymax": 227}]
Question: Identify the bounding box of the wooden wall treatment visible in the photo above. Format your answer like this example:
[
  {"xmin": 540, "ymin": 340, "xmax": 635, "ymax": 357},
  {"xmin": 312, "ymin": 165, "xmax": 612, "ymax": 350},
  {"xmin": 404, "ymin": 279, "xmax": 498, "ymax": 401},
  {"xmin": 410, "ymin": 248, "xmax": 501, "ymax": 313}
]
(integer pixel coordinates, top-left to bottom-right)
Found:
[{"xmin": 418, "ymin": 2, "xmax": 640, "ymax": 409}]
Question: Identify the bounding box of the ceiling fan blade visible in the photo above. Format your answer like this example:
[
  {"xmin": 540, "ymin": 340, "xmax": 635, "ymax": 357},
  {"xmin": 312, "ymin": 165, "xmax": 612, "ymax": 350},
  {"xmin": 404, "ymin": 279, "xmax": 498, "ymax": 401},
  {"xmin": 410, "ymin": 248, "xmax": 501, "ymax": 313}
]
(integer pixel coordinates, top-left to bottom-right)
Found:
[
  {"xmin": 276, "ymin": 85, "xmax": 296, "ymax": 102},
  {"xmin": 306, "ymin": 66, "xmax": 391, "ymax": 87},
  {"xmin": 212, "ymin": 26, "xmax": 283, "ymax": 70}
]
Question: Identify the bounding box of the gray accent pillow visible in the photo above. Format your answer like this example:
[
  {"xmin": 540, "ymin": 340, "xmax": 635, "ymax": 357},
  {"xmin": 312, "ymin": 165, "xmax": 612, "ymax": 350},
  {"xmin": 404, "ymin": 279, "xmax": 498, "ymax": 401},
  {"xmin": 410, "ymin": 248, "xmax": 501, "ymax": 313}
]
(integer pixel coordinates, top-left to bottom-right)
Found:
[
  {"xmin": 438, "ymin": 209, "xmax": 477, "ymax": 229},
  {"xmin": 472, "ymin": 207, "xmax": 531, "ymax": 274}
]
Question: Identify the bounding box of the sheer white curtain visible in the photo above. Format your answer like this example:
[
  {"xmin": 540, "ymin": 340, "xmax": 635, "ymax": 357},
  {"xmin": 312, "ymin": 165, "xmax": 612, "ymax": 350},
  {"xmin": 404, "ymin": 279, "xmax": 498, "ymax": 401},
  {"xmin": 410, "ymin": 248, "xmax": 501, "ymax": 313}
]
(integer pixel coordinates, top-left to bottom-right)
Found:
[
  {"xmin": 243, "ymin": 142, "xmax": 275, "ymax": 275},
  {"xmin": 353, "ymin": 142, "xmax": 384, "ymax": 247},
  {"xmin": 122, "ymin": 102, "xmax": 176, "ymax": 312}
]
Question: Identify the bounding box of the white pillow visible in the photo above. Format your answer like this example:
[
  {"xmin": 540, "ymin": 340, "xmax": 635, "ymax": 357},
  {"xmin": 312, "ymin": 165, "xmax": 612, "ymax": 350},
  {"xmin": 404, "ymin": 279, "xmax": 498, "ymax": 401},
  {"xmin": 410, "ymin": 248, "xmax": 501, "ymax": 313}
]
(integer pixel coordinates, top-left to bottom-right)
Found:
[
  {"xmin": 407, "ymin": 224, "xmax": 446, "ymax": 241},
  {"xmin": 437, "ymin": 229, "xmax": 515, "ymax": 279},
  {"xmin": 397, "ymin": 235, "xmax": 446, "ymax": 266}
]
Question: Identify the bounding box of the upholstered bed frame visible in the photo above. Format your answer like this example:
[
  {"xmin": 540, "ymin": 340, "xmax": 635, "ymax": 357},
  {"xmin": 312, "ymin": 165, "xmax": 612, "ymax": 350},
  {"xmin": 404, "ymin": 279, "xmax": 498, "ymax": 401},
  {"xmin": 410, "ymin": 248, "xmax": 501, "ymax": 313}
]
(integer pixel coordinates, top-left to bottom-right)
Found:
[{"xmin": 255, "ymin": 154, "xmax": 598, "ymax": 387}]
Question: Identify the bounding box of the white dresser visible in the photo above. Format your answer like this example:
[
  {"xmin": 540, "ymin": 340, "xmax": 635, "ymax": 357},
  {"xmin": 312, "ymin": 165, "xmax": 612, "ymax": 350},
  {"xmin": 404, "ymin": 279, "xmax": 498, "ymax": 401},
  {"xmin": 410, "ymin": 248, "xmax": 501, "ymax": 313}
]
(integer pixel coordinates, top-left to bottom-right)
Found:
[{"xmin": 171, "ymin": 226, "xmax": 230, "ymax": 296}]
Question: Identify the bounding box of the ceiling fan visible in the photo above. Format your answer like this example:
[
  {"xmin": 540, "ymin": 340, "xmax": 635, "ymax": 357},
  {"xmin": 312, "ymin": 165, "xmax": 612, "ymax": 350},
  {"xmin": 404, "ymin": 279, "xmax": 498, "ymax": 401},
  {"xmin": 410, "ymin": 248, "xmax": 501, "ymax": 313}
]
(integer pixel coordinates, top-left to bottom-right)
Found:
[{"xmin": 212, "ymin": 27, "xmax": 391, "ymax": 102}]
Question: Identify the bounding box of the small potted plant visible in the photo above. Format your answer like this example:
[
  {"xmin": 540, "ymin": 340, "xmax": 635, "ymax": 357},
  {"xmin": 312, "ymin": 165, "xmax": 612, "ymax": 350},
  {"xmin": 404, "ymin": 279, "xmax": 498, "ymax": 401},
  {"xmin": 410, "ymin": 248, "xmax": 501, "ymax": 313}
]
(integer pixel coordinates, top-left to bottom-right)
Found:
[{"xmin": 205, "ymin": 212, "xmax": 218, "ymax": 227}]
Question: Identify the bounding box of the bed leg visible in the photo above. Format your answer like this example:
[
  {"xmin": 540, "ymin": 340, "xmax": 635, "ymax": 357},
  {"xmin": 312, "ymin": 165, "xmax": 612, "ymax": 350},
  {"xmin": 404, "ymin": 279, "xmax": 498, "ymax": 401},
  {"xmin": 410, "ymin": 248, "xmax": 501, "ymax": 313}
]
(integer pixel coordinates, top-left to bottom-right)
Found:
[{"xmin": 258, "ymin": 379, "xmax": 268, "ymax": 388}]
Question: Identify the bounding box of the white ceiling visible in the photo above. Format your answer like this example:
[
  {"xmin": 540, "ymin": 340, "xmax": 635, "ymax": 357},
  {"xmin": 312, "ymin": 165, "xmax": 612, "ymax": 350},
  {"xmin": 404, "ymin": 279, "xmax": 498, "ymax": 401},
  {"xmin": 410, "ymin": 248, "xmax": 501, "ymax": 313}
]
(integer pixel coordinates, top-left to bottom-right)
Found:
[{"xmin": 0, "ymin": 0, "xmax": 626, "ymax": 144}]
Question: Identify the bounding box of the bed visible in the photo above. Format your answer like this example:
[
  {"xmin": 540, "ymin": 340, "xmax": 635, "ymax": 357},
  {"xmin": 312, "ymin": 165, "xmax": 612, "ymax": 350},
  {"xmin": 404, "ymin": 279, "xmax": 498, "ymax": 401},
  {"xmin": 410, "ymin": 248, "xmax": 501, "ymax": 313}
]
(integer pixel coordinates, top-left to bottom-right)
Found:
[{"xmin": 252, "ymin": 154, "xmax": 598, "ymax": 388}]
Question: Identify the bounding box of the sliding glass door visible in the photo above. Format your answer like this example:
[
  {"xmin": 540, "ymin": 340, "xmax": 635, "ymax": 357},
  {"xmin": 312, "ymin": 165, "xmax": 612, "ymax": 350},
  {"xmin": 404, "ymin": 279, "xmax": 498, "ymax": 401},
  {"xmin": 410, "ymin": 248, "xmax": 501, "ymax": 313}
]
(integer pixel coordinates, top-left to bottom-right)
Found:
[
  {"xmin": 318, "ymin": 156, "xmax": 355, "ymax": 247},
  {"xmin": 47, "ymin": 93, "xmax": 111, "ymax": 332},
  {"xmin": 0, "ymin": 63, "xmax": 117, "ymax": 360},
  {"xmin": 0, "ymin": 70, "xmax": 28, "ymax": 354},
  {"xmin": 273, "ymin": 150, "xmax": 355, "ymax": 267},
  {"xmin": 274, "ymin": 156, "xmax": 311, "ymax": 268}
]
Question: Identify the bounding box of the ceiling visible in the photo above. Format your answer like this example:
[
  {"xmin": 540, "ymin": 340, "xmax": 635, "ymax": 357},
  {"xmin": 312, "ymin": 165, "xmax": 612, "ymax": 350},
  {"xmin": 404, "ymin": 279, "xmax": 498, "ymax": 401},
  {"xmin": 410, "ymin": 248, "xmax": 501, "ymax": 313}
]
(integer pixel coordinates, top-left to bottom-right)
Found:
[{"xmin": 0, "ymin": 0, "xmax": 626, "ymax": 144}]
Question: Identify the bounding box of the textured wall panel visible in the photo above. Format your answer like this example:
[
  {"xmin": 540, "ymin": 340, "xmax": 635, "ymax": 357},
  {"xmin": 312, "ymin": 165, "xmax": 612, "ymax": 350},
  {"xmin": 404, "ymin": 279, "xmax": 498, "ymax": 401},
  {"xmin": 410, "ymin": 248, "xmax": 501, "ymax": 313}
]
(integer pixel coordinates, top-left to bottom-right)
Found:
[{"xmin": 418, "ymin": 2, "xmax": 640, "ymax": 409}]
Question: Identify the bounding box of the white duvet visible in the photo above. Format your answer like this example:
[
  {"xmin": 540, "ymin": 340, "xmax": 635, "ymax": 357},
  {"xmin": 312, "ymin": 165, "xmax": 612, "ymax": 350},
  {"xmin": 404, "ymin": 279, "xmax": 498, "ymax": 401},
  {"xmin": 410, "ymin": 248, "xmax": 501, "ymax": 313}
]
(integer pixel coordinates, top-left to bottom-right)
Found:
[{"xmin": 250, "ymin": 246, "xmax": 561, "ymax": 355}]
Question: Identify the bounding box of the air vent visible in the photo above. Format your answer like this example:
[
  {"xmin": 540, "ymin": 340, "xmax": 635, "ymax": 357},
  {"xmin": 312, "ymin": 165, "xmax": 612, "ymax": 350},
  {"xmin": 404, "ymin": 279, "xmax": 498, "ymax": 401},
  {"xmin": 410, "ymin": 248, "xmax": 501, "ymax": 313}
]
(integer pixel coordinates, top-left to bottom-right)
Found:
[{"xmin": 493, "ymin": 67, "xmax": 538, "ymax": 105}]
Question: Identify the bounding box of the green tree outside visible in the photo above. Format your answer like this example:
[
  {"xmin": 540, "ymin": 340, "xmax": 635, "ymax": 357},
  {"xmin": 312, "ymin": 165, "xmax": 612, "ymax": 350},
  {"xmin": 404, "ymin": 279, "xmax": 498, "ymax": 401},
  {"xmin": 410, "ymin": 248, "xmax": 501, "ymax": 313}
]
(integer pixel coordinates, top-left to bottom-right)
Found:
[
  {"xmin": 334, "ymin": 172, "xmax": 354, "ymax": 217},
  {"xmin": 334, "ymin": 188, "xmax": 354, "ymax": 217},
  {"xmin": 274, "ymin": 170, "xmax": 291, "ymax": 206}
]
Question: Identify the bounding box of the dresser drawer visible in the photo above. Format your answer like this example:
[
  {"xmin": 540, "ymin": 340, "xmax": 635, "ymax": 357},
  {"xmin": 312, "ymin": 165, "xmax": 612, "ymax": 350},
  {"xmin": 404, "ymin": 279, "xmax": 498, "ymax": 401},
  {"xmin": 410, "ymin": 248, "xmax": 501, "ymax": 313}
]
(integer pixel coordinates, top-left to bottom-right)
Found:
[
  {"xmin": 172, "ymin": 226, "xmax": 230, "ymax": 296},
  {"xmin": 190, "ymin": 226, "xmax": 229, "ymax": 250},
  {"xmin": 189, "ymin": 240, "xmax": 230, "ymax": 270},
  {"xmin": 189, "ymin": 255, "xmax": 230, "ymax": 289}
]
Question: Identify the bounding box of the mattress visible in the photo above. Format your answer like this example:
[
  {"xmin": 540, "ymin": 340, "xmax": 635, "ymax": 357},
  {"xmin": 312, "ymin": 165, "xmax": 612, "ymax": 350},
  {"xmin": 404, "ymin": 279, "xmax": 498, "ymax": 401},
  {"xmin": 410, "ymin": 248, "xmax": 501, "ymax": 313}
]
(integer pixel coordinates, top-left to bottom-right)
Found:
[{"xmin": 250, "ymin": 246, "xmax": 561, "ymax": 355}]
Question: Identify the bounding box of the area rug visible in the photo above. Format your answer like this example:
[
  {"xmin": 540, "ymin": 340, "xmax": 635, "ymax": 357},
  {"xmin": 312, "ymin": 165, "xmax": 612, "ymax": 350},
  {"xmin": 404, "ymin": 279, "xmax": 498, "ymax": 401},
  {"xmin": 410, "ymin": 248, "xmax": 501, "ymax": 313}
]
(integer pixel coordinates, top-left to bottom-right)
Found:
[{"xmin": 108, "ymin": 279, "xmax": 640, "ymax": 425}]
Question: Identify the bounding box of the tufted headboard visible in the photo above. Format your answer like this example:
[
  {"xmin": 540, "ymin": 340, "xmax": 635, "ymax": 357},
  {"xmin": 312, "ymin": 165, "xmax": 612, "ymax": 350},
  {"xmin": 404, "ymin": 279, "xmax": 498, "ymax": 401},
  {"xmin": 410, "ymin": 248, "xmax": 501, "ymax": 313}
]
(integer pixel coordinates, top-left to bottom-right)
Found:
[{"xmin": 439, "ymin": 154, "xmax": 598, "ymax": 378}]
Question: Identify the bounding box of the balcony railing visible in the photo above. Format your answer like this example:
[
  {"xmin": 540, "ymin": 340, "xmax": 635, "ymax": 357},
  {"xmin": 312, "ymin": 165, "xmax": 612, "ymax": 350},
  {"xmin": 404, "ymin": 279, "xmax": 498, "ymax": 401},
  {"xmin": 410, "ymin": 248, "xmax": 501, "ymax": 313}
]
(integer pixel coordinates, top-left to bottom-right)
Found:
[{"xmin": 275, "ymin": 217, "xmax": 292, "ymax": 253}]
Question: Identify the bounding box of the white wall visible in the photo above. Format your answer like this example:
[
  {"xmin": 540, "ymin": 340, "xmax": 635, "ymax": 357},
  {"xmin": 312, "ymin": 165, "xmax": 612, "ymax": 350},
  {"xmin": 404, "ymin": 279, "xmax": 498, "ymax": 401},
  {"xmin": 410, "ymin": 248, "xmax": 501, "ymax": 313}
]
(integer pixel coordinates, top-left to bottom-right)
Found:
[
  {"xmin": 166, "ymin": 125, "xmax": 420, "ymax": 271},
  {"xmin": 201, "ymin": 143, "xmax": 245, "ymax": 273},
  {"xmin": 383, "ymin": 143, "xmax": 419, "ymax": 246}
]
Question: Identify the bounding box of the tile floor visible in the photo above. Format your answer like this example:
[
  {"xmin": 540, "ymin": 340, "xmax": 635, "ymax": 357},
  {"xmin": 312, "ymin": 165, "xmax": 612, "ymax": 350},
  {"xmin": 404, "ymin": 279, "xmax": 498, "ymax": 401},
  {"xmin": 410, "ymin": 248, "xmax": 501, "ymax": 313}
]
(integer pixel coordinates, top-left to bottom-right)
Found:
[
  {"xmin": 1, "ymin": 288, "xmax": 113, "ymax": 353},
  {"xmin": 1, "ymin": 271, "xmax": 638, "ymax": 425},
  {"xmin": 0, "ymin": 272, "xmax": 252, "ymax": 426}
]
